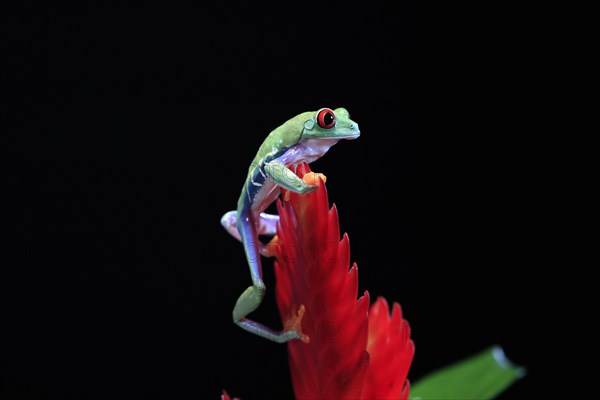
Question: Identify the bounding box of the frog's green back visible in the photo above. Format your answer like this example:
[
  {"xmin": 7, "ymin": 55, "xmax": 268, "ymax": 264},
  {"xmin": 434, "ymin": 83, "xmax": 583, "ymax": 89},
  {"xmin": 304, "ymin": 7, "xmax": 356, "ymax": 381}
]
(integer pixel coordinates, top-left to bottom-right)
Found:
[
  {"xmin": 248, "ymin": 111, "xmax": 313, "ymax": 174},
  {"xmin": 235, "ymin": 111, "xmax": 313, "ymax": 212}
]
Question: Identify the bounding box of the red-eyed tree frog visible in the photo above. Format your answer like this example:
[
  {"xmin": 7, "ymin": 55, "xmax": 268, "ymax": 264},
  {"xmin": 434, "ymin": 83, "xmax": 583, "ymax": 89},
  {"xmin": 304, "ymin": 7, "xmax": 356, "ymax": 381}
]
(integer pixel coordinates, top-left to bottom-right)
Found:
[{"xmin": 220, "ymin": 107, "xmax": 360, "ymax": 343}]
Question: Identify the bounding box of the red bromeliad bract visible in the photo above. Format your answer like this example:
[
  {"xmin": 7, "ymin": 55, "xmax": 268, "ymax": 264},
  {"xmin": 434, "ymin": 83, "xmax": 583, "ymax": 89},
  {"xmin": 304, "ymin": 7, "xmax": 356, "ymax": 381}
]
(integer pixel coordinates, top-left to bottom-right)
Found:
[
  {"xmin": 221, "ymin": 390, "xmax": 239, "ymax": 400},
  {"xmin": 363, "ymin": 297, "xmax": 414, "ymax": 400},
  {"xmin": 272, "ymin": 163, "xmax": 414, "ymax": 400}
]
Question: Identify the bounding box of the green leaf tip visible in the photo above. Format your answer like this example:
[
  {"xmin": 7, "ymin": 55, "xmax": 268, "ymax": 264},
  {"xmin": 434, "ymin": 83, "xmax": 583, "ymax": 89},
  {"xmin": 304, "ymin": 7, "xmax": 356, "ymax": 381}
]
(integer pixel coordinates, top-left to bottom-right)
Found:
[{"xmin": 409, "ymin": 345, "xmax": 525, "ymax": 400}]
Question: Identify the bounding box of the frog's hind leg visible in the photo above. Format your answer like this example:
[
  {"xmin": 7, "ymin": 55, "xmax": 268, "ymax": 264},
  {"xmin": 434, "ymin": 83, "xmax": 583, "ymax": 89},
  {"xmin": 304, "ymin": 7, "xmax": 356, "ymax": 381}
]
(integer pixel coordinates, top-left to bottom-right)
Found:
[
  {"xmin": 231, "ymin": 211, "xmax": 308, "ymax": 344},
  {"xmin": 221, "ymin": 211, "xmax": 242, "ymax": 242},
  {"xmin": 221, "ymin": 211, "xmax": 280, "ymax": 254},
  {"xmin": 256, "ymin": 212, "xmax": 279, "ymax": 236}
]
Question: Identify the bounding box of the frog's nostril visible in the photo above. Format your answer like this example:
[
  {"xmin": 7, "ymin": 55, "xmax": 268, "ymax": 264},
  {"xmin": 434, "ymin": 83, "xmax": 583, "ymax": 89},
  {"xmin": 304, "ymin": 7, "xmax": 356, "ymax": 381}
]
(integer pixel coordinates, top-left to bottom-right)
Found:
[{"xmin": 350, "ymin": 124, "xmax": 354, "ymax": 129}]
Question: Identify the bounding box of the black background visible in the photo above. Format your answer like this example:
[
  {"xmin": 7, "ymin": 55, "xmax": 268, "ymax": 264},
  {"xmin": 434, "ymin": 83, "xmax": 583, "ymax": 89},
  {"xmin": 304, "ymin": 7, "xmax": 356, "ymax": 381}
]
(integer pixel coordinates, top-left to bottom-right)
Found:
[{"xmin": 4, "ymin": 3, "xmax": 542, "ymax": 400}]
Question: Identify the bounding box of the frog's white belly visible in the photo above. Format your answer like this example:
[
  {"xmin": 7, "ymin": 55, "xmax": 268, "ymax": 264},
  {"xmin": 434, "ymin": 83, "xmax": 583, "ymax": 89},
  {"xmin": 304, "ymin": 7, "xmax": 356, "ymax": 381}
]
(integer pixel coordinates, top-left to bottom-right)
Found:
[{"xmin": 286, "ymin": 138, "xmax": 341, "ymax": 164}]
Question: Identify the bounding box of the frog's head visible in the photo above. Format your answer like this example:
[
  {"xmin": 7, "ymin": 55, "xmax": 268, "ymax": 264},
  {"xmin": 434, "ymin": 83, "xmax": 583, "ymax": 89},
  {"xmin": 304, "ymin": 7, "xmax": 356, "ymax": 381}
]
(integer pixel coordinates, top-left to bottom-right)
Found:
[{"xmin": 301, "ymin": 107, "xmax": 360, "ymax": 140}]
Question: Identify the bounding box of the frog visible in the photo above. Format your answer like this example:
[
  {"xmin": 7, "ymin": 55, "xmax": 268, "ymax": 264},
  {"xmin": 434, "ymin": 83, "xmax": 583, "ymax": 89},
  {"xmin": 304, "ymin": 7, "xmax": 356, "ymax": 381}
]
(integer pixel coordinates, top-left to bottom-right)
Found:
[{"xmin": 220, "ymin": 107, "xmax": 360, "ymax": 343}]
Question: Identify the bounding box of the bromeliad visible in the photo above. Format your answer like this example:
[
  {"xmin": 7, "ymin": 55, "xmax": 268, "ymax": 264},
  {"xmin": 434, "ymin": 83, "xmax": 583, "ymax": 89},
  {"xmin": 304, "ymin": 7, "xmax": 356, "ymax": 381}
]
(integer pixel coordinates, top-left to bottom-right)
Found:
[{"xmin": 220, "ymin": 107, "xmax": 360, "ymax": 343}]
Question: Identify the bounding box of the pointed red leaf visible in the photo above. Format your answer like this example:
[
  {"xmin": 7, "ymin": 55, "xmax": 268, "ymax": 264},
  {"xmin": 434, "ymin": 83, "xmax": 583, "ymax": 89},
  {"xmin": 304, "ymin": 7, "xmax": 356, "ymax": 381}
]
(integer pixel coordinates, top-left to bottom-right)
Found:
[
  {"xmin": 362, "ymin": 297, "xmax": 415, "ymax": 400},
  {"xmin": 272, "ymin": 163, "xmax": 414, "ymax": 400},
  {"xmin": 274, "ymin": 164, "xmax": 370, "ymax": 400}
]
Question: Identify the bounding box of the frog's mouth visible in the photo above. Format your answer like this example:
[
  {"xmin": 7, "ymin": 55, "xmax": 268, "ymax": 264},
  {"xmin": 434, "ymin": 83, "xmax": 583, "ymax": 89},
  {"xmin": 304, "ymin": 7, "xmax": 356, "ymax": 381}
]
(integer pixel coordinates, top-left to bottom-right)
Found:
[
  {"xmin": 319, "ymin": 132, "xmax": 360, "ymax": 141},
  {"xmin": 321, "ymin": 128, "xmax": 360, "ymax": 140},
  {"xmin": 339, "ymin": 124, "xmax": 360, "ymax": 140},
  {"xmin": 335, "ymin": 131, "xmax": 360, "ymax": 140}
]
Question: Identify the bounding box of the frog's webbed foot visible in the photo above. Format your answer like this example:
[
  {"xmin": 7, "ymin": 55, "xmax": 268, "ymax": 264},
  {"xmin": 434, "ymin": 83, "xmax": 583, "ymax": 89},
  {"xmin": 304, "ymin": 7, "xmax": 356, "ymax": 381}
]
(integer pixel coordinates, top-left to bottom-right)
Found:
[
  {"xmin": 302, "ymin": 171, "xmax": 327, "ymax": 185},
  {"xmin": 264, "ymin": 160, "xmax": 319, "ymax": 194},
  {"xmin": 282, "ymin": 304, "xmax": 310, "ymax": 344},
  {"xmin": 233, "ymin": 289, "xmax": 309, "ymax": 344},
  {"xmin": 282, "ymin": 172, "xmax": 327, "ymax": 201}
]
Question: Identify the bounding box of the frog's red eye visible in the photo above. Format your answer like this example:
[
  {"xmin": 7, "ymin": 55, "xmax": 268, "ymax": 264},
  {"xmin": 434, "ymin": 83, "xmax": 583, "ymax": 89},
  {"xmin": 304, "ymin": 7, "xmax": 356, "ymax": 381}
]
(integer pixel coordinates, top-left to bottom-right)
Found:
[{"xmin": 317, "ymin": 108, "xmax": 336, "ymax": 129}]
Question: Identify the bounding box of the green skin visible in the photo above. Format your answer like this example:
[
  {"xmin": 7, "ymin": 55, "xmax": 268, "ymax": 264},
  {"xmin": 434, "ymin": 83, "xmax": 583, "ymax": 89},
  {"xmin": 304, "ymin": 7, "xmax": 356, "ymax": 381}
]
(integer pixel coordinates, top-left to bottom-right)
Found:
[{"xmin": 221, "ymin": 107, "xmax": 360, "ymax": 343}]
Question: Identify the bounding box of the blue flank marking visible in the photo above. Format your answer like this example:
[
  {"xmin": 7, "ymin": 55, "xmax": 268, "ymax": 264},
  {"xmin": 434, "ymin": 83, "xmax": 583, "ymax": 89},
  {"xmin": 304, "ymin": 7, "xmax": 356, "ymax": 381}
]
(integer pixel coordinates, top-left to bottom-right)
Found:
[
  {"xmin": 242, "ymin": 147, "xmax": 291, "ymax": 210},
  {"xmin": 244, "ymin": 165, "xmax": 267, "ymax": 209}
]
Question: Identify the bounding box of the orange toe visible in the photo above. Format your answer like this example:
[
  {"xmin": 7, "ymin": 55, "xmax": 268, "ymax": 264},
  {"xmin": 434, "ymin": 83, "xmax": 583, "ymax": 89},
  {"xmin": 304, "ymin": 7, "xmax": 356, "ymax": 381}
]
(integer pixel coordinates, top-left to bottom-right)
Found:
[
  {"xmin": 284, "ymin": 304, "xmax": 310, "ymax": 344},
  {"xmin": 302, "ymin": 172, "xmax": 327, "ymax": 185}
]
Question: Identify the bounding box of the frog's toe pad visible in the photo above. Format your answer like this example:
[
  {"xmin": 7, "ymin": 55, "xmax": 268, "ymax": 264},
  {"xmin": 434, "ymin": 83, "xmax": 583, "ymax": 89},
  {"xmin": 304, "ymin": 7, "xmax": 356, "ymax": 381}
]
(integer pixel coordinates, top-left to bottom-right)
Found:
[{"xmin": 302, "ymin": 172, "xmax": 327, "ymax": 185}]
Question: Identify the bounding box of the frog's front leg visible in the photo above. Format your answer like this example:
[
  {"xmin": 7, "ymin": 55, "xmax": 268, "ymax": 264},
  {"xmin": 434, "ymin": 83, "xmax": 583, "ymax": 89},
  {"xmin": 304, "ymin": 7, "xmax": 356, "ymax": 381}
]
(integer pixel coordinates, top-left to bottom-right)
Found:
[
  {"xmin": 232, "ymin": 211, "xmax": 309, "ymax": 344},
  {"xmin": 264, "ymin": 161, "xmax": 318, "ymax": 194}
]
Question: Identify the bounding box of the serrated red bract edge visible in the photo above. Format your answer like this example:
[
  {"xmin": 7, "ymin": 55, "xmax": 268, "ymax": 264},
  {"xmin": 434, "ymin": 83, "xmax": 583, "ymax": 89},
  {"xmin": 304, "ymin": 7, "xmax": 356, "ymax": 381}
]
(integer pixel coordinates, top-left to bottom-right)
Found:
[
  {"xmin": 273, "ymin": 163, "xmax": 413, "ymax": 399},
  {"xmin": 362, "ymin": 297, "xmax": 415, "ymax": 400}
]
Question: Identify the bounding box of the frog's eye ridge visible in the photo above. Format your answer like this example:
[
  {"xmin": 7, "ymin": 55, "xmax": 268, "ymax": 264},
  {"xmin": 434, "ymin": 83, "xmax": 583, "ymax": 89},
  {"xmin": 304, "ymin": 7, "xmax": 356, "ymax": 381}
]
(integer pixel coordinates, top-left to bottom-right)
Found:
[{"xmin": 317, "ymin": 108, "xmax": 336, "ymax": 129}]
